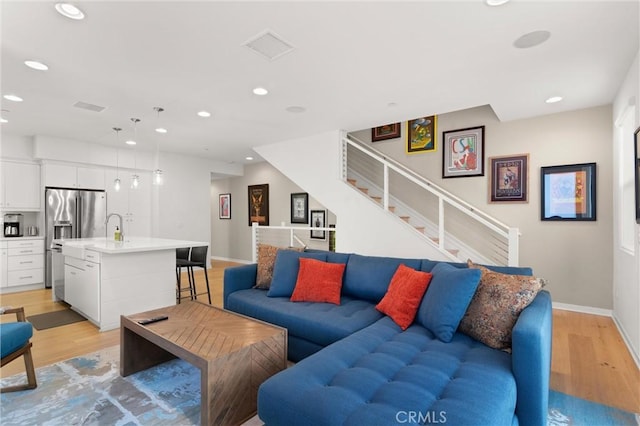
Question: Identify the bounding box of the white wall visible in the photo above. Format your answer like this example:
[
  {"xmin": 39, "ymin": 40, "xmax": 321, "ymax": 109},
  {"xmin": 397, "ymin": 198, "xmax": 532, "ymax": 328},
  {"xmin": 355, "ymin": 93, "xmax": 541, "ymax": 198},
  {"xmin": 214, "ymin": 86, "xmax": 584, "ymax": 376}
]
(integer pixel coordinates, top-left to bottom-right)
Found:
[
  {"xmin": 255, "ymin": 131, "xmax": 447, "ymax": 260},
  {"xmin": 612, "ymin": 50, "xmax": 639, "ymax": 365},
  {"xmin": 210, "ymin": 161, "xmax": 335, "ymax": 262},
  {"xmin": 351, "ymin": 105, "xmax": 614, "ymax": 310}
]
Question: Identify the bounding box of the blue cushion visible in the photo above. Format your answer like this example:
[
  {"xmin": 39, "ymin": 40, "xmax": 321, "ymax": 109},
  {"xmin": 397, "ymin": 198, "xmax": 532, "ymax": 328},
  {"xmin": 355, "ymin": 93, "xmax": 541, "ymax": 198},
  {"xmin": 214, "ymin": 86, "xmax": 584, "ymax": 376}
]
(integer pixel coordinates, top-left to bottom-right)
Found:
[
  {"xmin": 258, "ymin": 316, "xmax": 516, "ymax": 426},
  {"xmin": 304, "ymin": 249, "xmax": 352, "ymax": 264},
  {"xmin": 416, "ymin": 263, "xmax": 481, "ymax": 343},
  {"xmin": 0, "ymin": 322, "xmax": 33, "ymax": 358},
  {"xmin": 421, "ymin": 259, "xmax": 532, "ymax": 276},
  {"xmin": 343, "ymin": 254, "xmax": 422, "ymax": 303},
  {"xmin": 267, "ymin": 250, "xmax": 327, "ymax": 297},
  {"xmin": 228, "ymin": 289, "xmax": 382, "ymax": 349}
]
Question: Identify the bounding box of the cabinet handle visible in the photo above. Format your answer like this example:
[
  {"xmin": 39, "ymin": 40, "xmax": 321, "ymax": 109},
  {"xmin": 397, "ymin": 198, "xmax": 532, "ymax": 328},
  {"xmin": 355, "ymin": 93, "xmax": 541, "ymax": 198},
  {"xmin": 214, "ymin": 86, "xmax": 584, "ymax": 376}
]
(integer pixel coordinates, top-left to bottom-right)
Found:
[
  {"xmin": 70, "ymin": 271, "xmax": 76, "ymax": 275},
  {"xmin": 19, "ymin": 250, "xmax": 33, "ymax": 254},
  {"xmin": 85, "ymin": 264, "xmax": 94, "ymax": 268},
  {"xmin": 19, "ymin": 275, "xmax": 33, "ymax": 280},
  {"xmin": 19, "ymin": 261, "xmax": 33, "ymax": 264}
]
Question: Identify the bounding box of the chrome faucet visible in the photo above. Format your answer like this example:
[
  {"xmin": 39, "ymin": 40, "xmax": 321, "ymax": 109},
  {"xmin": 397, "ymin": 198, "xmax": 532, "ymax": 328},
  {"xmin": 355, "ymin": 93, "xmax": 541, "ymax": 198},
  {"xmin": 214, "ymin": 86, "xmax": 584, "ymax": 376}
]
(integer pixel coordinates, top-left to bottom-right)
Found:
[{"xmin": 106, "ymin": 213, "xmax": 124, "ymax": 241}]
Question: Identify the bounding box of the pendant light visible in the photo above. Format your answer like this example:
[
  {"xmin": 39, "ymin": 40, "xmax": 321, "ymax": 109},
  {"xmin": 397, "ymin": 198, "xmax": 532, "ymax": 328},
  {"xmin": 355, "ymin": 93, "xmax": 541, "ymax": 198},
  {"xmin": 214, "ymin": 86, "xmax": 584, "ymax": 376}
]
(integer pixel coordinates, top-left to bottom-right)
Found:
[
  {"xmin": 130, "ymin": 118, "xmax": 140, "ymax": 189},
  {"xmin": 152, "ymin": 107, "xmax": 164, "ymax": 186},
  {"xmin": 113, "ymin": 127, "xmax": 122, "ymax": 191}
]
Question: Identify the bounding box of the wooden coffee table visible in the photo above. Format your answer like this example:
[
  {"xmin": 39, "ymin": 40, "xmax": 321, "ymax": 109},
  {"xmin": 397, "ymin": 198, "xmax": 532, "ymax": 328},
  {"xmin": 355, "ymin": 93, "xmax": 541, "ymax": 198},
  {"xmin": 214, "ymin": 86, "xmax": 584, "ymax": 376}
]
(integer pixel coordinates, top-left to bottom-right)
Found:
[{"xmin": 120, "ymin": 301, "xmax": 287, "ymax": 425}]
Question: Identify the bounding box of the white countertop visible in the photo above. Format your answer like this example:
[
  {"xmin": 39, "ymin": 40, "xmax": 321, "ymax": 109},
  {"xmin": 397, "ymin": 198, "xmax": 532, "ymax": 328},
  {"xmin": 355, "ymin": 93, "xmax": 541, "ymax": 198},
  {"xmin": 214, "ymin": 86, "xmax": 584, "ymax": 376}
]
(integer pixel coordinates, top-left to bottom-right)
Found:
[{"xmin": 53, "ymin": 237, "xmax": 208, "ymax": 254}]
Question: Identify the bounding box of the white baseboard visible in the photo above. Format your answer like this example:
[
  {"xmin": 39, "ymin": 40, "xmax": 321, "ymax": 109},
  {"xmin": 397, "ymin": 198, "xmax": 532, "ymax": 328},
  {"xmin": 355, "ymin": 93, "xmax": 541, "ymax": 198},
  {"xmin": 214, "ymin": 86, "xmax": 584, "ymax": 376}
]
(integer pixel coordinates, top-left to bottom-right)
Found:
[
  {"xmin": 552, "ymin": 302, "xmax": 612, "ymax": 317},
  {"xmin": 612, "ymin": 313, "xmax": 640, "ymax": 370},
  {"xmin": 0, "ymin": 283, "xmax": 43, "ymax": 294},
  {"xmin": 210, "ymin": 256, "xmax": 252, "ymax": 264}
]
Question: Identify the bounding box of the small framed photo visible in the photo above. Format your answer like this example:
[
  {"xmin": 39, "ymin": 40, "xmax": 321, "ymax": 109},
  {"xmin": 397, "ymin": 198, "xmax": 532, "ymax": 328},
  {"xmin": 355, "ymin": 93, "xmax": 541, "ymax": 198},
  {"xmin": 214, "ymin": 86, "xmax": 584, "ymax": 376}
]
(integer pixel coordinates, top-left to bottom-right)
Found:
[
  {"xmin": 290, "ymin": 192, "xmax": 309, "ymax": 224},
  {"xmin": 372, "ymin": 123, "xmax": 401, "ymax": 142},
  {"xmin": 310, "ymin": 210, "xmax": 326, "ymax": 240},
  {"xmin": 219, "ymin": 193, "xmax": 231, "ymax": 219},
  {"xmin": 406, "ymin": 116, "xmax": 437, "ymax": 154},
  {"xmin": 248, "ymin": 184, "xmax": 269, "ymax": 226},
  {"xmin": 541, "ymin": 162, "xmax": 597, "ymax": 221},
  {"xmin": 442, "ymin": 126, "xmax": 485, "ymax": 178},
  {"xmin": 489, "ymin": 154, "xmax": 529, "ymax": 203}
]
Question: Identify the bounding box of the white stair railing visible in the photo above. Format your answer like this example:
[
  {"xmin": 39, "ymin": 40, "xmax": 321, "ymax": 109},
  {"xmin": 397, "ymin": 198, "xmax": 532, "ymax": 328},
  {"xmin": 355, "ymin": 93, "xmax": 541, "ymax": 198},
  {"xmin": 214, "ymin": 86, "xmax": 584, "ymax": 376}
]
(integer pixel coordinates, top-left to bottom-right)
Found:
[
  {"xmin": 342, "ymin": 134, "xmax": 520, "ymax": 266},
  {"xmin": 251, "ymin": 223, "xmax": 336, "ymax": 263}
]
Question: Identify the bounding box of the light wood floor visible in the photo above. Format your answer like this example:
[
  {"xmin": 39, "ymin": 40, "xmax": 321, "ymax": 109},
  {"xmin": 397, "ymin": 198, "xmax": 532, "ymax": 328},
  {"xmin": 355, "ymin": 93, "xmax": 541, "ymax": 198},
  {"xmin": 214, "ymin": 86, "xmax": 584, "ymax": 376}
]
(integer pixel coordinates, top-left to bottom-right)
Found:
[{"xmin": 1, "ymin": 260, "xmax": 638, "ymax": 414}]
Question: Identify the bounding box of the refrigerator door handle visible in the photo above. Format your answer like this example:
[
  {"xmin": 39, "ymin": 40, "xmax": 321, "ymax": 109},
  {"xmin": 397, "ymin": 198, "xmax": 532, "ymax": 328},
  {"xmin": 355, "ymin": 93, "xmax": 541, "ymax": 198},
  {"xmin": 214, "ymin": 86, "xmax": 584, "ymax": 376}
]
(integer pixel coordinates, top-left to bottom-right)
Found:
[{"xmin": 76, "ymin": 196, "xmax": 81, "ymax": 238}]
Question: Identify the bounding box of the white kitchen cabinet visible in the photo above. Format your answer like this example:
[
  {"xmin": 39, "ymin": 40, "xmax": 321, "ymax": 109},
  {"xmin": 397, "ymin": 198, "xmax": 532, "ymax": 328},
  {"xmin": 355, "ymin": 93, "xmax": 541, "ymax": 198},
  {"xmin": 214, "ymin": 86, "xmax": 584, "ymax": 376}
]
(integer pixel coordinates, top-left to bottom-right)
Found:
[
  {"xmin": 7, "ymin": 239, "xmax": 45, "ymax": 287},
  {"xmin": 0, "ymin": 242, "xmax": 7, "ymax": 288},
  {"xmin": 65, "ymin": 255, "xmax": 100, "ymax": 323},
  {"xmin": 1, "ymin": 161, "xmax": 41, "ymax": 210},
  {"xmin": 43, "ymin": 164, "xmax": 105, "ymax": 190}
]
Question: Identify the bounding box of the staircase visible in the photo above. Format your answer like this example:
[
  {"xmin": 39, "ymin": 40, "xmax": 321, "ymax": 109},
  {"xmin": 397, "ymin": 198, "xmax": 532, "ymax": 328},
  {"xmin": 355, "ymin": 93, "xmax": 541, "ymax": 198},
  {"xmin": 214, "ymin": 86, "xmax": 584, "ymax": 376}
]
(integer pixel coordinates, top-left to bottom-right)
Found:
[{"xmin": 342, "ymin": 134, "xmax": 520, "ymax": 266}]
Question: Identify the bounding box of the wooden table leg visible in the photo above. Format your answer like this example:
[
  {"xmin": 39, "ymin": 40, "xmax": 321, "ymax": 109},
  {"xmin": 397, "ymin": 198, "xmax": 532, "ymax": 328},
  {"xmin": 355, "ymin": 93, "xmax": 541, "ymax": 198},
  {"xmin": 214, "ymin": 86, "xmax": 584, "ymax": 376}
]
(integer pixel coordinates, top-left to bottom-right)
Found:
[{"xmin": 120, "ymin": 324, "xmax": 175, "ymax": 376}]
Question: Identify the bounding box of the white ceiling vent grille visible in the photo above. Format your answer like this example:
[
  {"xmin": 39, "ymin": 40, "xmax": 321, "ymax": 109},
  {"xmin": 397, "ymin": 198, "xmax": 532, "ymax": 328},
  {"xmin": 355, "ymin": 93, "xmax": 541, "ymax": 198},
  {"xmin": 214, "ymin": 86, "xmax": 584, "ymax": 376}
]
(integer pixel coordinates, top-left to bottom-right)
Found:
[
  {"xmin": 243, "ymin": 30, "xmax": 294, "ymax": 61},
  {"xmin": 73, "ymin": 101, "xmax": 106, "ymax": 113}
]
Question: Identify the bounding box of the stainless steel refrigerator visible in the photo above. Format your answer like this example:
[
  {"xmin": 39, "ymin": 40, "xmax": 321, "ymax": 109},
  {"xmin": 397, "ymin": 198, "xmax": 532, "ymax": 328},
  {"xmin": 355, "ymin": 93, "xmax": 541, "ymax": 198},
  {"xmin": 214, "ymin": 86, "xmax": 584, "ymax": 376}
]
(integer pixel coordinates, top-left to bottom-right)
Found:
[{"xmin": 45, "ymin": 188, "xmax": 107, "ymax": 290}]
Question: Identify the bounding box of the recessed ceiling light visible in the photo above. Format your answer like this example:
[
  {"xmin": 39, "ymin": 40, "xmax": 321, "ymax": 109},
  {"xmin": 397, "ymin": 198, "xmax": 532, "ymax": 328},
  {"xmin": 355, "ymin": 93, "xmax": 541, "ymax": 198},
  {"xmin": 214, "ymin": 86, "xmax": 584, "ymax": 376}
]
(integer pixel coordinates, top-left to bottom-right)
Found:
[
  {"xmin": 197, "ymin": 111, "xmax": 211, "ymax": 118},
  {"xmin": 24, "ymin": 60, "xmax": 49, "ymax": 71},
  {"xmin": 245, "ymin": 156, "xmax": 254, "ymax": 161},
  {"xmin": 252, "ymin": 87, "xmax": 269, "ymax": 96},
  {"xmin": 285, "ymin": 106, "xmax": 306, "ymax": 113},
  {"xmin": 513, "ymin": 30, "xmax": 551, "ymax": 49},
  {"xmin": 3, "ymin": 94, "xmax": 23, "ymax": 102},
  {"xmin": 387, "ymin": 102, "xmax": 398, "ymax": 108},
  {"xmin": 545, "ymin": 96, "xmax": 563, "ymax": 104},
  {"xmin": 486, "ymin": 0, "xmax": 510, "ymax": 6},
  {"xmin": 0, "ymin": 118, "xmax": 7, "ymax": 124},
  {"xmin": 125, "ymin": 140, "xmax": 137, "ymax": 146},
  {"xmin": 155, "ymin": 128, "xmax": 168, "ymax": 134},
  {"xmin": 55, "ymin": 3, "xmax": 85, "ymax": 20}
]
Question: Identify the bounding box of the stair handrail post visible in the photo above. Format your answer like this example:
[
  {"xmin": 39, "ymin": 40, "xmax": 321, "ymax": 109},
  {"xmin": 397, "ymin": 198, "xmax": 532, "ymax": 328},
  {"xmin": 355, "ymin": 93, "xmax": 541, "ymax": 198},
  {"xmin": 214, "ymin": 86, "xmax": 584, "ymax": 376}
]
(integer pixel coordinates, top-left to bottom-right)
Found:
[
  {"xmin": 508, "ymin": 227, "xmax": 520, "ymax": 266},
  {"xmin": 383, "ymin": 163, "xmax": 389, "ymax": 211},
  {"xmin": 289, "ymin": 228, "xmax": 294, "ymax": 247},
  {"xmin": 340, "ymin": 131, "xmax": 348, "ymax": 181},
  {"xmin": 252, "ymin": 222, "xmax": 259, "ymax": 263},
  {"xmin": 438, "ymin": 197, "xmax": 445, "ymax": 251}
]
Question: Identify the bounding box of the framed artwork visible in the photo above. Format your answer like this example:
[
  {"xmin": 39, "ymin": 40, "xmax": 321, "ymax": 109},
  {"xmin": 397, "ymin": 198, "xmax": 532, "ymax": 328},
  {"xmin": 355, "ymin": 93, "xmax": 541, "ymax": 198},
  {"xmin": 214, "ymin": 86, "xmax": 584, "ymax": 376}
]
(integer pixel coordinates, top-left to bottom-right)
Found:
[
  {"xmin": 489, "ymin": 154, "xmax": 529, "ymax": 203},
  {"xmin": 310, "ymin": 209, "xmax": 326, "ymax": 240},
  {"xmin": 635, "ymin": 127, "xmax": 640, "ymax": 224},
  {"xmin": 406, "ymin": 116, "xmax": 437, "ymax": 154},
  {"xmin": 219, "ymin": 193, "xmax": 231, "ymax": 219},
  {"xmin": 541, "ymin": 162, "xmax": 597, "ymax": 221},
  {"xmin": 372, "ymin": 123, "xmax": 401, "ymax": 142},
  {"xmin": 248, "ymin": 184, "xmax": 269, "ymax": 226},
  {"xmin": 290, "ymin": 192, "xmax": 309, "ymax": 224},
  {"xmin": 442, "ymin": 126, "xmax": 485, "ymax": 178}
]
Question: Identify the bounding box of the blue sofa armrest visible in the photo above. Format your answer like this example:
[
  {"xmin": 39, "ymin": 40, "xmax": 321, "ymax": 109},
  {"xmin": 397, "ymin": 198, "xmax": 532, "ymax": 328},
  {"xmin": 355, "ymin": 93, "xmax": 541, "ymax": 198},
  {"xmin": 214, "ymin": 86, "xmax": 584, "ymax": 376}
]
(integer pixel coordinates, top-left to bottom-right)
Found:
[
  {"xmin": 223, "ymin": 264, "xmax": 257, "ymax": 309},
  {"xmin": 511, "ymin": 290, "xmax": 552, "ymax": 426}
]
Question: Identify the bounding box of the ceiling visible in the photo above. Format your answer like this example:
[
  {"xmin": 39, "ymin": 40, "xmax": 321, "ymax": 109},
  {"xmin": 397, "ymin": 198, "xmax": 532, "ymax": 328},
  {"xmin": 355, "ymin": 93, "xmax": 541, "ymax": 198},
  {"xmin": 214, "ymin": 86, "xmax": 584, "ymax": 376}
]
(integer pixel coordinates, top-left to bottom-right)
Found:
[{"xmin": 1, "ymin": 1, "xmax": 638, "ymax": 164}]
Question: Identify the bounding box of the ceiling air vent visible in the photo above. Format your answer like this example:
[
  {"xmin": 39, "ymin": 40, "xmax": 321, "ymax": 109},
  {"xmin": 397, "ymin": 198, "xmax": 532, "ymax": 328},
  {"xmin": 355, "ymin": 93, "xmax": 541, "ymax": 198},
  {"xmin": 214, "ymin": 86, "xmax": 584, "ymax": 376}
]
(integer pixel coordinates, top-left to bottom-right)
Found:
[
  {"xmin": 73, "ymin": 101, "xmax": 106, "ymax": 113},
  {"xmin": 243, "ymin": 30, "xmax": 294, "ymax": 61}
]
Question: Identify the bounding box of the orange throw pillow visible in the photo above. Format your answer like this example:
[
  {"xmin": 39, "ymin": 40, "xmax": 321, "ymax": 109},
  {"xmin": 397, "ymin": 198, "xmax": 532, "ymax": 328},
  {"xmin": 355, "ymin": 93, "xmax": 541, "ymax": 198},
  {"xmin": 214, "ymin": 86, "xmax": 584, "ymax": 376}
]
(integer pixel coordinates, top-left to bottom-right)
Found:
[
  {"xmin": 376, "ymin": 264, "xmax": 433, "ymax": 330},
  {"xmin": 290, "ymin": 258, "xmax": 346, "ymax": 305}
]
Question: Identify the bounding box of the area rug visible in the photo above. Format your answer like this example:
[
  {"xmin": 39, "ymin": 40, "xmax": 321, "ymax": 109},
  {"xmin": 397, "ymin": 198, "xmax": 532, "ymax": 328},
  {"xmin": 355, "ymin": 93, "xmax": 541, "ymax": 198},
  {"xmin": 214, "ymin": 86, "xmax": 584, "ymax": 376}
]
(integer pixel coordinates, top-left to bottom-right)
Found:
[
  {"xmin": 26, "ymin": 309, "xmax": 87, "ymax": 330},
  {"xmin": 2, "ymin": 346, "xmax": 638, "ymax": 425}
]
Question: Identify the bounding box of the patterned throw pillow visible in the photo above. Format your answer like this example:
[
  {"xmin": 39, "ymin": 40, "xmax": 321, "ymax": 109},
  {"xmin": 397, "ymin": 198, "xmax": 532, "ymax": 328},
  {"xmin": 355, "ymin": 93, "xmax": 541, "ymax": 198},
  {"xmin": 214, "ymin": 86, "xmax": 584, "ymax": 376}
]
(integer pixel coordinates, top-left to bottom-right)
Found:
[
  {"xmin": 459, "ymin": 260, "xmax": 547, "ymax": 351},
  {"xmin": 255, "ymin": 244, "xmax": 303, "ymax": 289}
]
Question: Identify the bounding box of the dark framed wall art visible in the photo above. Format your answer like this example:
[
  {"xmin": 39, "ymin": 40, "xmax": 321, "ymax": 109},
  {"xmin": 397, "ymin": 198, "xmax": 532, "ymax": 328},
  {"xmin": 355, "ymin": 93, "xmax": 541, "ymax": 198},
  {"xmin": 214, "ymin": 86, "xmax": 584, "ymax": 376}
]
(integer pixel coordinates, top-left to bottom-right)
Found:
[
  {"xmin": 290, "ymin": 192, "xmax": 309, "ymax": 224},
  {"xmin": 489, "ymin": 154, "xmax": 529, "ymax": 203},
  {"xmin": 248, "ymin": 184, "xmax": 269, "ymax": 226},
  {"xmin": 406, "ymin": 116, "xmax": 437, "ymax": 154},
  {"xmin": 635, "ymin": 127, "xmax": 640, "ymax": 224},
  {"xmin": 219, "ymin": 193, "xmax": 231, "ymax": 219},
  {"xmin": 442, "ymin": 126, "xmax": 485, "ymax": 178},
  {"xmin": 310, "ymin": 209, "xmax": 326, "ymax": 240},
  {"xmin": 541, "ymin": 163, "xmax": 597, "ymax": 221},
  {"xmin": 372, "ymin": 123, "xmax": 401, "ymax": 142}
]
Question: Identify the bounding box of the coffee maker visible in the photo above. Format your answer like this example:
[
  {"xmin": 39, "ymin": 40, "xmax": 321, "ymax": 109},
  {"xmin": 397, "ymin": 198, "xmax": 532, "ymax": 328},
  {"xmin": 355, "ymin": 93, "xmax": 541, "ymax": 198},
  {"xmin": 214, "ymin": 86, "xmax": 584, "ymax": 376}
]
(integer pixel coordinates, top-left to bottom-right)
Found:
[{"xmin": 3, "ymin": 213, "xmax": 23, "ymax": 237}]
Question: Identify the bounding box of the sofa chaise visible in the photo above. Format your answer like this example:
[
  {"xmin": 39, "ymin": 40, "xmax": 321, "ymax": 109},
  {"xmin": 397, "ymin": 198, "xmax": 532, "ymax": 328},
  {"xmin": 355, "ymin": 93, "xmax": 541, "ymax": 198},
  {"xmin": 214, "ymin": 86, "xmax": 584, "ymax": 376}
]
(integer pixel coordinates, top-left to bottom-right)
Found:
[{"xmin": 224, "ymin": 249, "xmax": 552, "ymax": 426}]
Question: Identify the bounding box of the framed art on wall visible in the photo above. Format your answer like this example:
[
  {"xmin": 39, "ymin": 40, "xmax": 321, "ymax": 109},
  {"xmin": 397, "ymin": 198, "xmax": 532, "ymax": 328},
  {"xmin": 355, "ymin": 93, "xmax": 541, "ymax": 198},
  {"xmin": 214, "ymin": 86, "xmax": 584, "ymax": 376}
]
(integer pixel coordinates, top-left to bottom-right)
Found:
[
  {"xmin": 290, "ymin": 192, "xmax": 309, "ymax": 224},
  {"xmin": 310, "ymin": 210, "xmax": 326, "ymax": 240},
  {"xmin": 406, "ymin": 116, "xmax": 437, "ymax": 154},
  {"xmin": 541, "ymin": 162, "xmax": 597, "ymax": 221},
  {"xmin": 372, "ymin": 123, "xmax": 401, "ymax": 142},
  {"xmin": 442, "ymin": 126, "xmax": 485, "ymax": 178},
  {"xmin": 219, "ymin": 193, "xmax": 231, "ymax": 219},
  {"xmin": 489, "ymin": 154, "xmax": 529, "ymax": 203},
  {"xmin": 248, "ymin": 184, "xmax": 269, "ymax": 226}
]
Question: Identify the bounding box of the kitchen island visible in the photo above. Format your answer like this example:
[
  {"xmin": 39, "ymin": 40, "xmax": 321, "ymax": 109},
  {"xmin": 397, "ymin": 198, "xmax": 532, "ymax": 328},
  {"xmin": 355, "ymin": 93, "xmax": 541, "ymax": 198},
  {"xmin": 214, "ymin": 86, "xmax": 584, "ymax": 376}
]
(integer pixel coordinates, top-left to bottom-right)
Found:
[{"xmin": 54, "ymin": 237, "xmax": 208, "ymax": 331}]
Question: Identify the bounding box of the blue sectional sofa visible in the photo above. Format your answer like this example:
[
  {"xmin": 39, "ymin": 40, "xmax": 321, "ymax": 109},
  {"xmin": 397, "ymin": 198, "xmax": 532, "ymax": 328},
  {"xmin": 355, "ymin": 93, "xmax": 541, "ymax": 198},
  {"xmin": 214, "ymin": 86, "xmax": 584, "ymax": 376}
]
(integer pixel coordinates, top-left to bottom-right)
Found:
[{"xmin": 224, "ymin": 250, "xmax": 552, "ymax": 426}]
